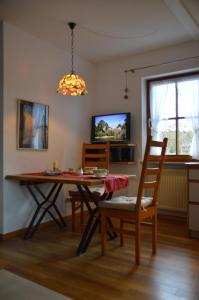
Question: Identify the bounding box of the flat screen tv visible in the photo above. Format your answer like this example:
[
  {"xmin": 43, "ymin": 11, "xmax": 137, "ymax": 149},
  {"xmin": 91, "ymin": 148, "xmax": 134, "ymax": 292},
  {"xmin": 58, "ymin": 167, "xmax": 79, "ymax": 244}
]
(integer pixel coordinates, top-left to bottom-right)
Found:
[{"xmin": 91, "ymin": 112, "xmax": 131, "ymax": 143}]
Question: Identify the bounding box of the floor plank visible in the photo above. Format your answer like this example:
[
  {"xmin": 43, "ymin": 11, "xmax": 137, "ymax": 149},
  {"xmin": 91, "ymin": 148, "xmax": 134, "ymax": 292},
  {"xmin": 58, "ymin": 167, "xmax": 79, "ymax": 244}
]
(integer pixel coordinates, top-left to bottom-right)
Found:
[{"xmin": 0, "ymin": 217, "xmax": 199, "ymax": 300}]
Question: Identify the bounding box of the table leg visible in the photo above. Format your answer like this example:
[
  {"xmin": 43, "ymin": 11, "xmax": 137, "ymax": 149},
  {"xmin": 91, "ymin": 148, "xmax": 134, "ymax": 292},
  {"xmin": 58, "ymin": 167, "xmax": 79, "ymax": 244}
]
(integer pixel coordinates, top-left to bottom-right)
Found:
[
  {"xmin": 76, "ymin": 185, "xmax": 93, "ymax": 214},
  {"xmin": 76, "ymin": 208, "xmax": 99, "ymax": 256},
  {"xmin": 24, "ymin": 183, "xmax": 66, "ymax": 239},
  {"xmin": 101, "ymin": 192, "xmax": 117, "ymax": 238},
  {"xmin": 27, "ymin": 184, "xmax": 62, "ymax": 227},
  {"xmin": 76, "ymin": 187, "xmax": 117, "ymax": 255},
  {"xmin": 34, "ymin": 185, "xmax": 66, "ymax": 227}
]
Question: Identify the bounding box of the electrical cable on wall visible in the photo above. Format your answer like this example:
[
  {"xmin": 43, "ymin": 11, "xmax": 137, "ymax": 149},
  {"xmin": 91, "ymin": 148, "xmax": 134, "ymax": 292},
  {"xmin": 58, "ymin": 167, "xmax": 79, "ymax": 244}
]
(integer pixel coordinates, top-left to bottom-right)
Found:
[
  {"xmin": 124, "ymin": 55, "xmax": 199, "ymax": 73},
  {"xmin": 123, "ymin": 55, "xmax": 199, "ymax": 99}
]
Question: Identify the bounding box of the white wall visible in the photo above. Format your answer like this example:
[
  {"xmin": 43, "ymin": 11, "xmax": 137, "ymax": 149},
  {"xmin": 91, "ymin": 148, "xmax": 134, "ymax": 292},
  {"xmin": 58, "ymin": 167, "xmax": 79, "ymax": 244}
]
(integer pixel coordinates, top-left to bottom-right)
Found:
[{"xmin": 2, "ymin": 22, "xmax": 95, "ymax": 234}]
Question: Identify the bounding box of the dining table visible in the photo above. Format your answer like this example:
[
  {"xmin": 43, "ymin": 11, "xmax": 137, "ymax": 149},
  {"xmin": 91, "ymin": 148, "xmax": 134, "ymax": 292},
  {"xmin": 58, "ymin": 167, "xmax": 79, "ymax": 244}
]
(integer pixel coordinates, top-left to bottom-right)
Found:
[{"xmin": 5, "ymin": 171, "xmax": 135, "ymax": 255}]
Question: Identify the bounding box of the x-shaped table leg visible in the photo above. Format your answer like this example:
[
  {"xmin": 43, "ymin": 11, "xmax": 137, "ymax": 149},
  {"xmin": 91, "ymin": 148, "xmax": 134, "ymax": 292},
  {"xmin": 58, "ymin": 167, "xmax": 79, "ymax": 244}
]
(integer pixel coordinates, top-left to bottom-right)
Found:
[{"xmin": 24, "ymin": 182, "xmax": 66, "ymax": 239}]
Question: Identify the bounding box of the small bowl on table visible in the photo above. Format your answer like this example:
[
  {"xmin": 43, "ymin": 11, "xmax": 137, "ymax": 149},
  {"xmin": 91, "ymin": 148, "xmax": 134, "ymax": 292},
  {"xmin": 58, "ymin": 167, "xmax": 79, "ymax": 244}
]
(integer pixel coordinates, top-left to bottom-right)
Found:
[
  {"xmin": 93, "ymin": 169, "xmax": 108, "ymax": 178},
  {"xmin": 83, "ymin": 167, "xmax": 98, "ymax": 175}
]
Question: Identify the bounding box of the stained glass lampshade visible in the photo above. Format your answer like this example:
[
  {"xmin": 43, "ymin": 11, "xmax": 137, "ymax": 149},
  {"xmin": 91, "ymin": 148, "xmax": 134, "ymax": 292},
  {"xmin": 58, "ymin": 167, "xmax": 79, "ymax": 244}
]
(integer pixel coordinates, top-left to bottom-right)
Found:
[
  {"xmin": 57, "ymin": 73, "xmax": 87, "ymax": 96},
  {"xmin": 57, "ymin": 22, "xmax": 88, "ymax": 96}
]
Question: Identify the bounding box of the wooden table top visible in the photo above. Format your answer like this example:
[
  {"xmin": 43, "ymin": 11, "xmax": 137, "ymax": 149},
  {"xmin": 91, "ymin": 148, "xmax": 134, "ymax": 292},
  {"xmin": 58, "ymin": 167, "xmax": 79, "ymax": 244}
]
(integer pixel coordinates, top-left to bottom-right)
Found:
[
  {"xmin": 5, "ymin": 173, "xmax": 136, "ymax": 186},
  {"xmin": 5, "ymin": 173, "xmax": 105, "ymax": 186}
]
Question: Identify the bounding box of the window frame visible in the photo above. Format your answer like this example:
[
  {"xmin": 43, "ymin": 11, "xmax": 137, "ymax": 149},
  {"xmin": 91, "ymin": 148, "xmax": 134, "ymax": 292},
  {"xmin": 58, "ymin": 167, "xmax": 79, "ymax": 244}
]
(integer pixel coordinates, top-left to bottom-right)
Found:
[{"xmin": 146, "ymin": 71, "xmax": 199, "ymax": 162}]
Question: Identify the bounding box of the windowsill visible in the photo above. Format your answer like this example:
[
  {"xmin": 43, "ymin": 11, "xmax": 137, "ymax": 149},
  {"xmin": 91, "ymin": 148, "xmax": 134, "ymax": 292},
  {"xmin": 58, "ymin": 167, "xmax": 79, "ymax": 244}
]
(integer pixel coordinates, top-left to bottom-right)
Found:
[
  {"xmin": 164, "ymin": 161, "xmax": 189, "ymax": 168},
  {"xmin": 150, "ymin": 158, "xmax": 199, "ymax": 169},
  {"xmin": 164, "ymin": 161, "xmax": 189, "ymax": 164},
  {"xmin": 146, "ymin": 161, "xmax": 186, "ymax": 169},
  {"xmin": 147, "ymin": 161, "xmax": 186, "ymax": 169},
  {"xmin": 164, "ymin": 156, "xmax": 198, "ymax": 163}
]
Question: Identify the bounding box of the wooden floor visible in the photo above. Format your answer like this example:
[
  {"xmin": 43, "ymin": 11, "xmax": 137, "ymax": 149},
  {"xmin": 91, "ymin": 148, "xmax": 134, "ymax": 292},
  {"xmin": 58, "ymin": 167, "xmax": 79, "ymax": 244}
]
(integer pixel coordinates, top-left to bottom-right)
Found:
[{"xmin": 0, "ymin": 216, "xmax": 199, "ymax": 300}]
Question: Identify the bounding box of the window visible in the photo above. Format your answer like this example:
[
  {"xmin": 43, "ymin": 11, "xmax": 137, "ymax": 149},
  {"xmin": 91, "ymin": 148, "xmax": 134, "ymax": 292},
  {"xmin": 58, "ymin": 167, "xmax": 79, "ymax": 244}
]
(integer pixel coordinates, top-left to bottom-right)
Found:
[{"xmin": 147, "ymin": 72, "xmax": 199, "ymax": 161}]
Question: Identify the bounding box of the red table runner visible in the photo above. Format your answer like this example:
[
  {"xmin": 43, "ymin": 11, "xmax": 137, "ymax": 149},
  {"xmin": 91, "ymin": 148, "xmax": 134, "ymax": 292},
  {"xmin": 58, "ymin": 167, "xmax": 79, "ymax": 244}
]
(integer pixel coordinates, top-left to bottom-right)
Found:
[
  {"xmin": 103, "ymin": 175, "xmax": 129, "ymax": 193},
  {"xmin": 24, "ymin": 172, "xmax": 129, "ymax": 193}
]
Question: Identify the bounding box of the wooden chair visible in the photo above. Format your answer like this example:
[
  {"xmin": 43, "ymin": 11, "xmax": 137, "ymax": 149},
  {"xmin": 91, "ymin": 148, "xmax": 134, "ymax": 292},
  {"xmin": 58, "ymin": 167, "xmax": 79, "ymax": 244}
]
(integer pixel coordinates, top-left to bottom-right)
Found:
[
  {"xmin": 69, "ymin": 143, "xmax": 110, "ymax": 231},
  {"xmin": 99, "ymin": 136, "xmax": 168, "ymax": 264},
  {"xmin": 82, "ymin": 143, "xmax": 110, "ymax": 169}
]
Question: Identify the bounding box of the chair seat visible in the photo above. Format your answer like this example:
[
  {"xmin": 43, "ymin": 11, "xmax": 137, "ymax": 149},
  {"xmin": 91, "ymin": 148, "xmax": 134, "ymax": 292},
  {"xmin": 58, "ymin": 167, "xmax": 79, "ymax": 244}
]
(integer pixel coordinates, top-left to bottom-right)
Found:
[
  {"xmin": 69, "ymin": 186, "xmax": 105, "ymax": 196},
  {"xmin": 98, "ymin": 196, "xmax": 153, "ymax": 211}
]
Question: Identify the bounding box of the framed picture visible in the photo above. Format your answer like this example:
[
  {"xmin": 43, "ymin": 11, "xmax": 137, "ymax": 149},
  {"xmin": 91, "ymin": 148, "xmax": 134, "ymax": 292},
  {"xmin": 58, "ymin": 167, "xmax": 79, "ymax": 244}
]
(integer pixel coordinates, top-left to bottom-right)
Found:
[{"xmin": 17, "ymin": 99, "xmax": 49, "ymax": 150}]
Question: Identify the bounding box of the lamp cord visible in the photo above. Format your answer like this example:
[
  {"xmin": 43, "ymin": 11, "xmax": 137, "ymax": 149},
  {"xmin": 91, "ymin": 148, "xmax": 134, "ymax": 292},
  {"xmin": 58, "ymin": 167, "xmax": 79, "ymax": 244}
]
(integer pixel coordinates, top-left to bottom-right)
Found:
[
  {"xmin": 71, "ymin": 27, "xmax": 74, "ymax": 74},
  {"xmin": 68, "ymin": 22, "xmax": 76, "ymax": 74}
]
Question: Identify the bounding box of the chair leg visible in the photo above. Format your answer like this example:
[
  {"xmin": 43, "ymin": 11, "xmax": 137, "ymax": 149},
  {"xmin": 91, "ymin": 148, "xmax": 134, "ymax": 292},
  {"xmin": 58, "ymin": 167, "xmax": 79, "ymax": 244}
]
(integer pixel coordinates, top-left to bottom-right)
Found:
[
  {"xmin": 80, "ymin": 201, "xmax": 84, "ymax": 225},
  {"xmin": 135, "ymin": 221, "xmax": 140, "ymax": 265},
  {"xmin": 71, "ymin": 200, "xmax": 76, "ymax": 232},
  {"xmin": 152, "ymin": 213, "xmax": 157, "ymax": 254},
  {"xmin": 120, "ymin": 219, "xmax": 124, "ymax": 246},
  {"xmin": 101, "ymin": 212, "xmax": 107, "ymax": 256}
]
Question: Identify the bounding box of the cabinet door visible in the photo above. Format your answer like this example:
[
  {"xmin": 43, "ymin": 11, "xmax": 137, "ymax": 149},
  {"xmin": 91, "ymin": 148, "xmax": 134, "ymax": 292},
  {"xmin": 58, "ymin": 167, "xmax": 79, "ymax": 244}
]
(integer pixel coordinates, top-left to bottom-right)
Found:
[
  {"xmin": 189, "ymin": 205, "xmax": 199, "ymax": 231},
  {"xmin": 189, "ymin": 183, "xmax": 199, "ymax": 203}
]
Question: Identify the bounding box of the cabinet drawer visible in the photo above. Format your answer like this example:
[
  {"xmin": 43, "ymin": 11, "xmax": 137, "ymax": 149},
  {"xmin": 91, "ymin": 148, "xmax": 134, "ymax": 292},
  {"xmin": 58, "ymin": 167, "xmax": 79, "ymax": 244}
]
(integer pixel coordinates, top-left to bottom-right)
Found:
[
  {"xmin": 189, "ymin": 204, "xmax": 199, "ymax": 231},
  {"xmin": 189, "ymin": 169, "xmax": 199, "ymax": 180},
  {"xmin": 189, "ymin": 183, "xmax": 199, "ymax": 203}
]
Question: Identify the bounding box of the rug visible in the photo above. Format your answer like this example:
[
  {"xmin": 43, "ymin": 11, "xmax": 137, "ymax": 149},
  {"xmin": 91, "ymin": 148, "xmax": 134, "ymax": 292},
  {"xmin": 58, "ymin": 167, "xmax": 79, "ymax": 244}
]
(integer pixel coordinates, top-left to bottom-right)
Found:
[{"xmin": 0, "ymin": 269, "xmax": 72, "ymax": 300}]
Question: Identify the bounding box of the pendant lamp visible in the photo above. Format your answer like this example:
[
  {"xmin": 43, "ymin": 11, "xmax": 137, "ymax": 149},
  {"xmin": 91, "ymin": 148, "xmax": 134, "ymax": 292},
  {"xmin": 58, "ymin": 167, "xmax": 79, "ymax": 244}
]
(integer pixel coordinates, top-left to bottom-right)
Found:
[{"xmin": 57, "ymin": 22, "xmax": 88, "ymax": 96}]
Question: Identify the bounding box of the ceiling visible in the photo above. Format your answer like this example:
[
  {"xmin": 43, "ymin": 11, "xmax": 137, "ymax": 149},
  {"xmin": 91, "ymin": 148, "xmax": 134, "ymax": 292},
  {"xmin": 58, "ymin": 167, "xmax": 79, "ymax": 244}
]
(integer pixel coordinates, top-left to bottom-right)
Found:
[{"xmin": 0, "ymin": 0, "xmax": 199, "ymax": 63}]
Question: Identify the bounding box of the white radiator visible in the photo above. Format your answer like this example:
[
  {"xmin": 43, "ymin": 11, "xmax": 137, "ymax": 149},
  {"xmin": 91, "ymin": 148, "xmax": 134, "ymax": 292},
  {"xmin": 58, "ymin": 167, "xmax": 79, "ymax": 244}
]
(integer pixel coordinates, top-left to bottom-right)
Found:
[{"xmin": 158, "ymin": 168, "xmax": 187, "ymax": 212}]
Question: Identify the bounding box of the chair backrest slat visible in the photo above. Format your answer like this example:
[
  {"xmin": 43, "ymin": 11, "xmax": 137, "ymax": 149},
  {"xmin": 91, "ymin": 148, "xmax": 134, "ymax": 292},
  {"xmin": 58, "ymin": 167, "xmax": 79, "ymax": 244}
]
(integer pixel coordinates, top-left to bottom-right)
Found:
[
  {"xmin": 83, "ymin": 144, "xmax": 109, "ymax": 150},
  {"xmin": 143, "ymin": 181, "xmax": 158, "ymax": 189},
  {"xmin": 150, "ymin": 140, "xmax": 165, "ymax": 147},
  {"xmin": 145, "ymin": 168, "xmax": 159, "ymax": 175},
  {"xmin": 136, "ymin": 136, "xmax": 168, "ymax": 211},
  {"xmin": 148, "ymin": 155, "xmax": 163, "ymax": 162},
  {"xmin": 84, "ymin": 153, "xmax": 108, "ymax": 159},
  {"xmin": 83, "ymin": 161, "xmax": 109, "ymax": 168},
  {"xmin": 82, "ymin": 143, "xmax": 110, "ymax": 169}
]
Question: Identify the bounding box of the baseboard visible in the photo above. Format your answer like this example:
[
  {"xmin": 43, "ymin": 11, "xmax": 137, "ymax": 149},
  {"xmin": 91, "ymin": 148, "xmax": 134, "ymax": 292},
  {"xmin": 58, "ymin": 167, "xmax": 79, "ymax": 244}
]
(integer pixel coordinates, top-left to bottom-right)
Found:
[
  {"xmin": 189, "ymin": 230, "xmax": 199, "ymax": 239},
  {"xmin": 0, "ymin": 210, "xmax": 187, "ymax": 241},
  {"xmin": 158, "ymin": 209, "xmax": 187, "ymax": 219},
  {"xmin": 0, "ymin": 215, "xmax": 71, "ymax": 241}
]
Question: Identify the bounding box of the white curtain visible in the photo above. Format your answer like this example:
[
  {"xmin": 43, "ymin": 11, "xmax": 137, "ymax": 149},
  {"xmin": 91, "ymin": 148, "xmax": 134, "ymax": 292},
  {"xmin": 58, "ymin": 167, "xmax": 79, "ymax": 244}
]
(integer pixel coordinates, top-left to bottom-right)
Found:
[
  {"xmin": 149, "ymin": 82, "xmax": 171, "ymax": 154},
  {"xmin": 178, "ymin": 77, "xmax": 199, "ymax": 159},
  {"xmin": 150, "ymin": 81, "xmax": 173, "ymax": 140}
]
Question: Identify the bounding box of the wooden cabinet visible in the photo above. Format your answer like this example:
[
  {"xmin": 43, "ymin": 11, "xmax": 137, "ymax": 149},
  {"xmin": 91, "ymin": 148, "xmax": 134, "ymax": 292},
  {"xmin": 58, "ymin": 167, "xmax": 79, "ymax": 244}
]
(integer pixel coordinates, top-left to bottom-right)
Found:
[{"xmin": 185, "ymin": 163, "xmax": 199, "ymax": 239}]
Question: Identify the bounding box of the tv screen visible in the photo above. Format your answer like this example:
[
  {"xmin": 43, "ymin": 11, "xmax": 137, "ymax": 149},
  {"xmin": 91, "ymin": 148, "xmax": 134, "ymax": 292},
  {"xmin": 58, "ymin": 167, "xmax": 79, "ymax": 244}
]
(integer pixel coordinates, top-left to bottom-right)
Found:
[{"xmin": 91, "ymin": 112, "xmax": 131, "ymax": 143}]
